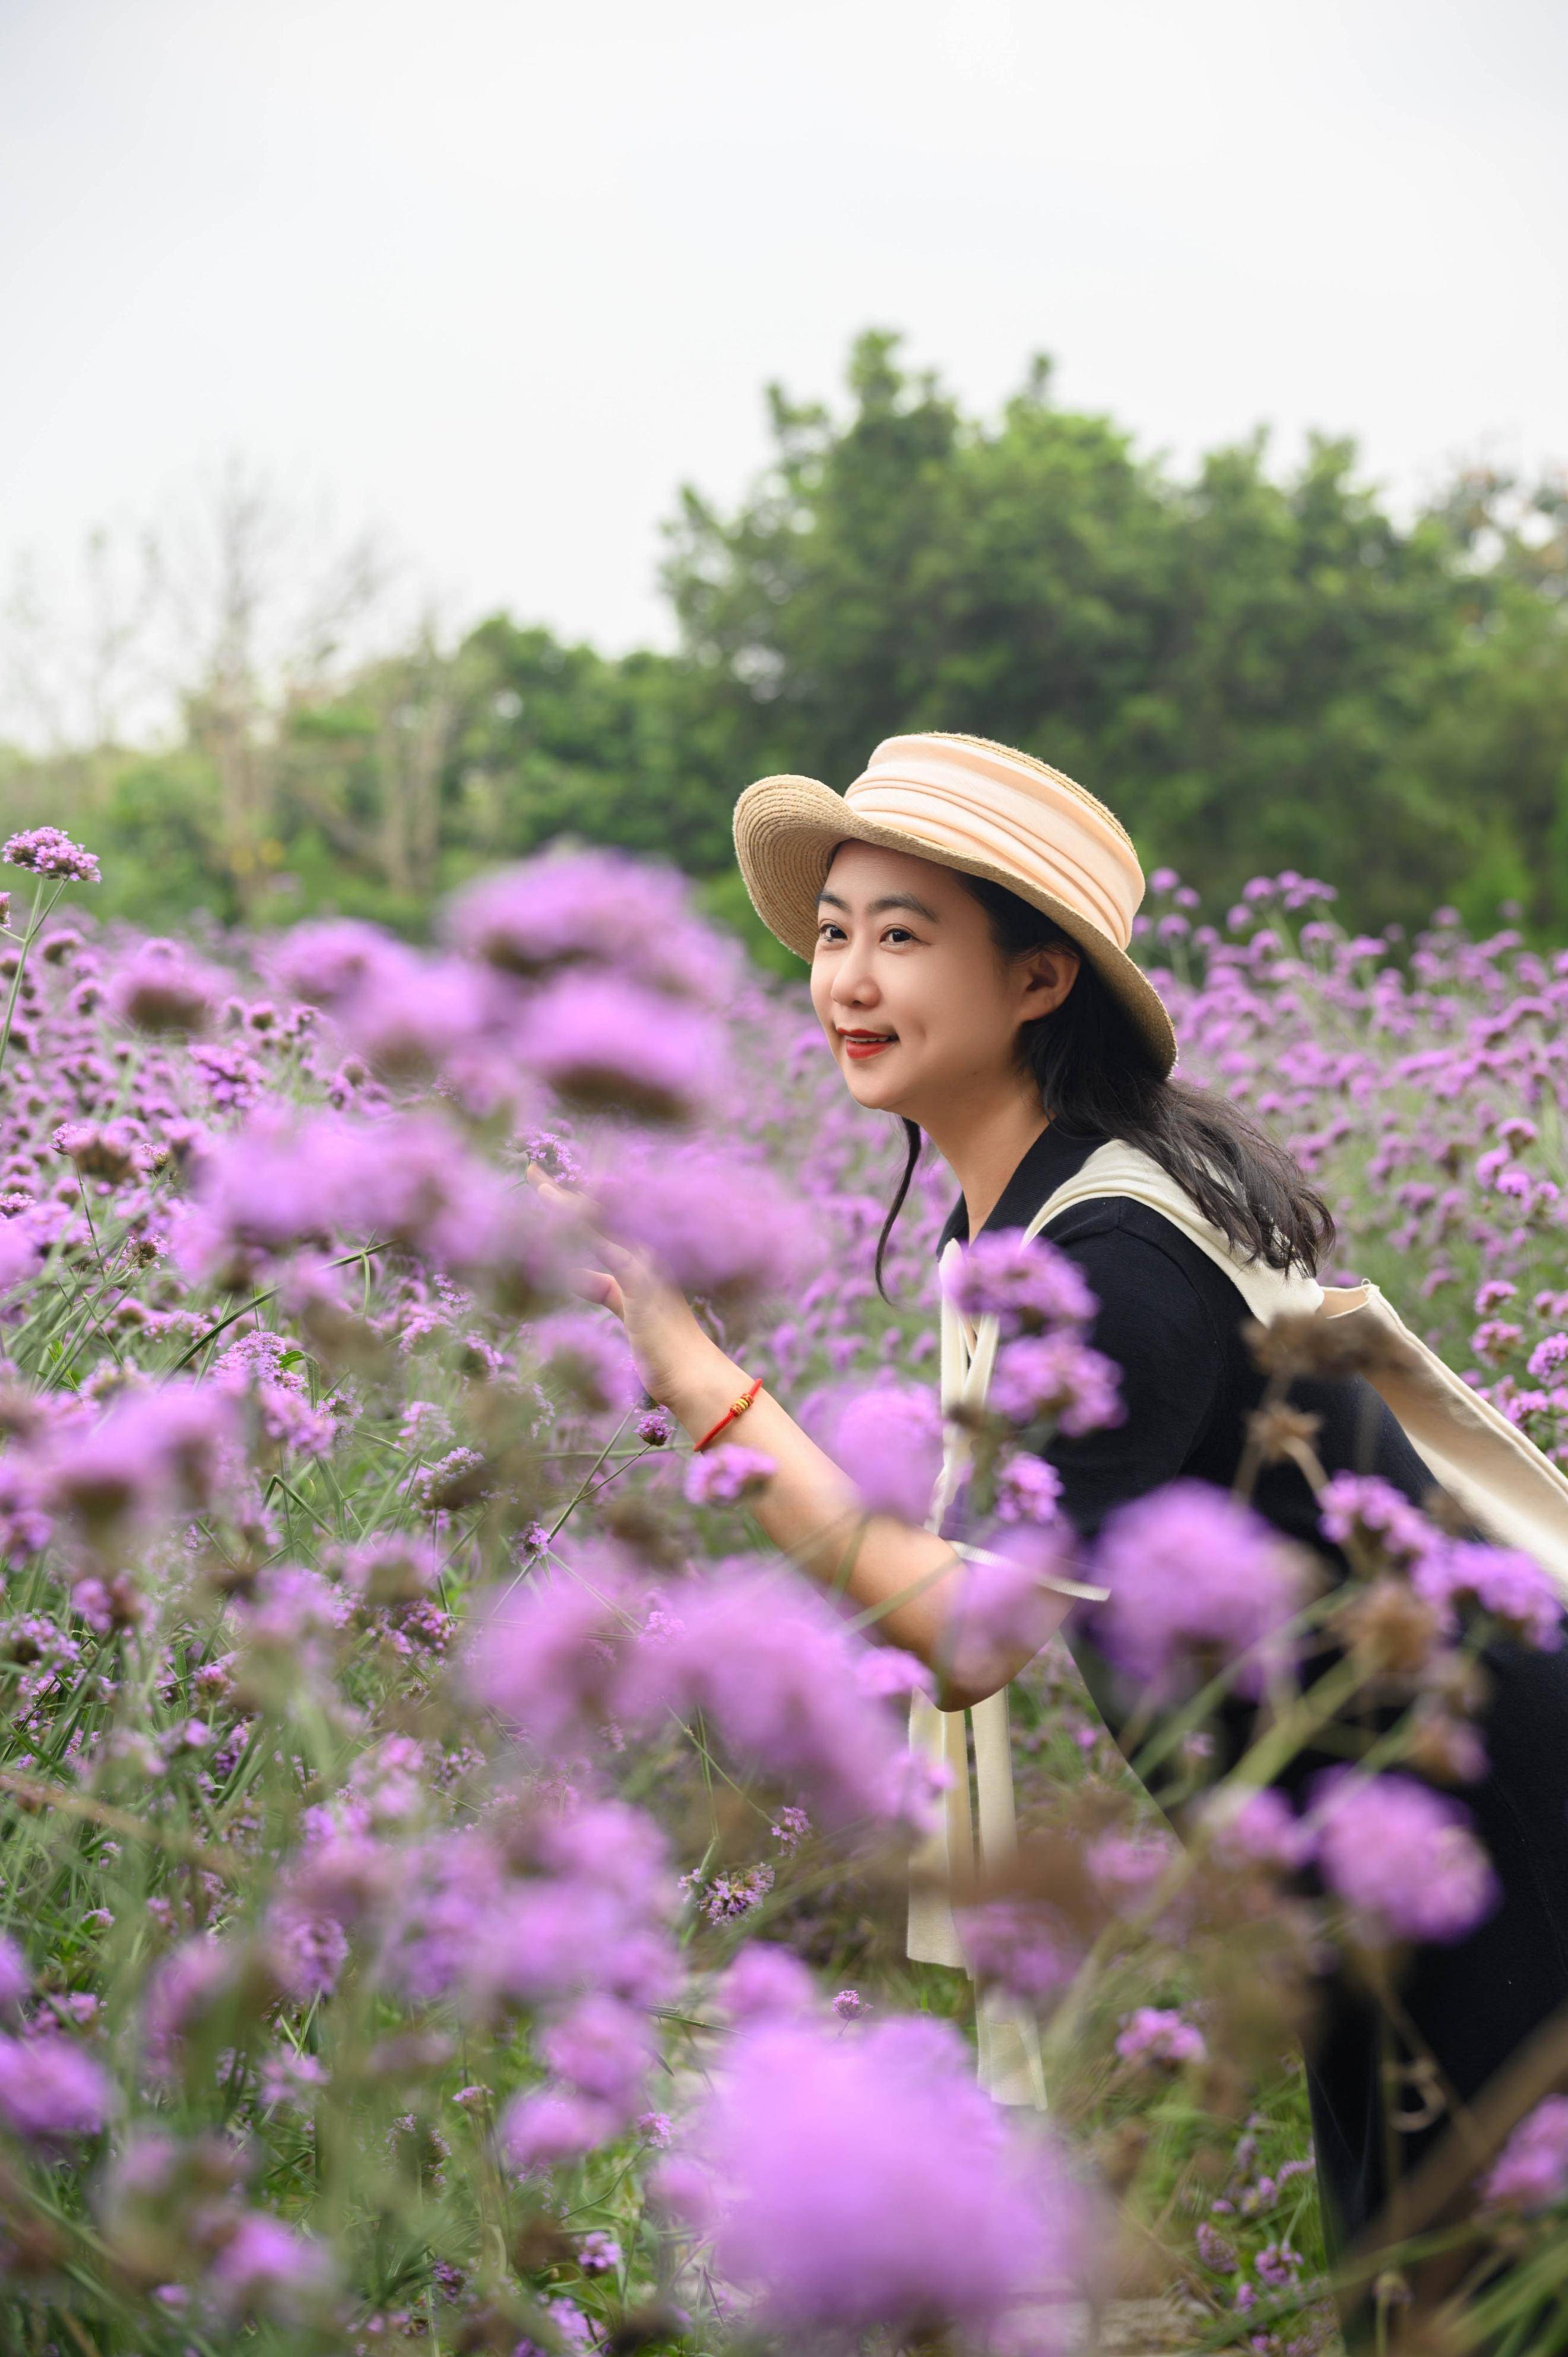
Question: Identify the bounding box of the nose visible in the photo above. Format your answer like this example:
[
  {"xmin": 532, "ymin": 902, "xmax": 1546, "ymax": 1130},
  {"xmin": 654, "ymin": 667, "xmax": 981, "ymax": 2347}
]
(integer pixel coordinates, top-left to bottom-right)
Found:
[
  {"xmin": 825, "ymin": 919, "xmax": 886, "ymax": 1004},
  {"xmin": 829, "ymin": 937, "xmax": 884, "ymax": 1015}
]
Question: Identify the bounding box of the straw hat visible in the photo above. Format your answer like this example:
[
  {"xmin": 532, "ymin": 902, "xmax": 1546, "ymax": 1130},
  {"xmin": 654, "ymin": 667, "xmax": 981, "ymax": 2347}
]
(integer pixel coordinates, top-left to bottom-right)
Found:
[{"xmin": 731, "ymin": 730, "xmax": 1178, "ymax": 1076}]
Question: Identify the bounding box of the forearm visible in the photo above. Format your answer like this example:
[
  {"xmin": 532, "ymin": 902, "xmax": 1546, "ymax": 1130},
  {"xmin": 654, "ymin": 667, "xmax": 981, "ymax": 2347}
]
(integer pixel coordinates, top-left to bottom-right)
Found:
[{"xmin": 663, "ymin": 1335, "xmax": 1057, "ymax": 1707}]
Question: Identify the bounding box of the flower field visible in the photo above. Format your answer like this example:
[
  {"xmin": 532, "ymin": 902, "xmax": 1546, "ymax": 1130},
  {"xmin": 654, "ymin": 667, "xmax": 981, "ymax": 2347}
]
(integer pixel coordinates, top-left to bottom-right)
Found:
[{"xmin": 1, "ymin": 828, "xmax": 1568, "ymax": 2354}]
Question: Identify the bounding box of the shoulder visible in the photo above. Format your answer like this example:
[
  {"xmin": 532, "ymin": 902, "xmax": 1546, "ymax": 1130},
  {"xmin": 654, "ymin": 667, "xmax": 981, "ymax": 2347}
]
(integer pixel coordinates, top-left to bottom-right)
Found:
[{"xmin": 1037, "ymin": 1196, "xmax": 1238, "ymax": 1358}]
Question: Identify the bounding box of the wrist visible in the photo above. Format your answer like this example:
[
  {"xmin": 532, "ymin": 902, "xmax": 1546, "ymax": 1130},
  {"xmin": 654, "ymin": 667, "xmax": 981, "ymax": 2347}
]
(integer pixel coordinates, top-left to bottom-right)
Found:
[{"xmin": 662, "ymin": 1337, "xmax": 754, "ymax": 1446}]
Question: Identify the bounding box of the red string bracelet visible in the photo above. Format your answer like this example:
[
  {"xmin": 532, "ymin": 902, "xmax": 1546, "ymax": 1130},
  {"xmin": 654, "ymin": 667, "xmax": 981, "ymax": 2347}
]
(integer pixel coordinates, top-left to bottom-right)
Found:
[{"xmin": 693, "ymin": 1375, "xmax": 765, "ymax": 1454}]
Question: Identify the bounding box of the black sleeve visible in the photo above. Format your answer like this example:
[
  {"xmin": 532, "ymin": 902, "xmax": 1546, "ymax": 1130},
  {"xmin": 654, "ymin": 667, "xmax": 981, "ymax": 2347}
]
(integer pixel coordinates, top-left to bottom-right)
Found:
[{"xmin": 1032, "ymin": 1203, "xmax": 1224, "ymax": 1541}]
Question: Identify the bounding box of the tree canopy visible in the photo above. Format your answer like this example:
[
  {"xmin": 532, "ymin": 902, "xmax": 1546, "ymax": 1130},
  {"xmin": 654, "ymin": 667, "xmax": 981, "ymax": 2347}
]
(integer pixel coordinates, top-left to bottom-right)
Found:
[{"xmin": 4, "ymin": 331, "xmax": 1566, "ymax": 963}]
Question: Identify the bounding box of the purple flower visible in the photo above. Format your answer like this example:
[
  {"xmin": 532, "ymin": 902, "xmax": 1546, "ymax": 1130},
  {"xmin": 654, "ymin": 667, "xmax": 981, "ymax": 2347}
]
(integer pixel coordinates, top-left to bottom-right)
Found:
[
  {"xmin": 537, "ymin": 1994, "xmax": 654, "ymax": 2115},
  {"xmin": 956, "ymin": 1898, "xmax": 1079, "ymax": 2004},
  {"xmin": 258, "ymin": 2051, "xmax": 328, "ymax": 2111},
  {"xmin": 106, "ymin": 937, "xmax": 226, "ymax": 1036},
  {"xmin": 1414, "ymin": 1540, "xmax": 1564, "ymax": 1650},
  {"xmin": 1529, "ymin": 1333, "xmax": 1568, "ymax": 1382},
  {"xmin": 517, "ymin": 970, "xmax": 724, "ymax": 1123},
  {"xmin": 530, "ymin": 1309, "xmax": 645, "ymax": 1415},
  {"xmin": 683, "ymin": 1444, "xmax": 777, "ymax": 1505},
  {"xmin": 177, "ymin": 1106, "xmax": 560, "ymax": 1298},
  {"xmin": 582, "ymin": 1135, "xmax": 818, "ymax": 1310},
  {"xmin": 235, "ymin": 1564, "xmax": 352, "ymax": 1655},
  {"xmin": 989, "ymin": 1330, "xmax": 1124, "ymax": 1435},
  {"xmin": 715, "ymin": 1944, "xmax": 816, "ymax": 2023},
  {"xmin": 1310, "ymin": 1770, "xmax": 1499, "ymax": 1944},
  {"xmin": 0, "ymin": 2033, "xmax": 112, "ymax": 2141},
  {"xmin": 693, "ymin": 1864, "xmax": 775, "ymax": 1922},
  {"xmin": 41, "ymin": 1379, "xmax": 239, "ymax": 1535},
  {"xmin": 853, "ymin": 1649, "xmax": 935, "ymax": 1703},
  {"xmin": 798, "ymin": 1377, "xmax": 943, "ymax": 1522},
  {"xmin": 941, "ymin": 1230, "xmax": 1097, "ymax": 1336},
  {"xmin": 140, "ymin": 1934, "xmax": 235, "ymax": 2079},
  {"xmin": 266, "ymin": 1908, "xmax": 349, "ymax": 2001},
  {"xmin": 1196, "ymin": 2219, "xmax": 1238, "ymax": 2271},
  {"xmin": 617, "ymin": 1563, "xmax": 927, "ymax": 1831},
  {"xmin": 511, "ymin": 2295, "xmax": 597, "ymax": 2355},
  {"xmin": 2, "ymin": 827, "xmax": 100, "ymax": 882},
  {"xmin": 1202, "ymin": 1788, "xmax": 1313, "ymax": 1872},
  {"xmin": 1115, "ymin": 2006, "xmax": 1207, "ymax": 2068},
  {"xmin": 1484, "ymin": 2095, "xmax": 1568, "ymax": 2211},
  {"xmin": 994, "ymin": 1450, "xmax": 1064, "ymax": 1524},
  {"xmin": 265, "ymin": 916, "xmax": 413, "ymax": 1011},
  {"xmin": 0, "ymin": 1217, "xmax": 43, "ymax": 1299},
  {"xmin": 460, "ymin": 1552, "xmax": 643, "ymax": 1754},
  {"xmin": 498, "ymin": 2088, "xmax": 617, "ymax": 2174},
  {"xmin": 1091, "ymin": 1480, "xmax": 1309, "ymax": 1701},
  {"xmin": 403, "ymin": 1804, "xmax": 680, "ymax": 2022},
  {"xmin": 337, "ymin": 1533, "xmax": 442, "ymax": 1606},
  {"xmin": 335, "ymin": 953, "xmax": 493, "ymax": 1086},
  {"xmin": 1317, "ymin": 1472, "xmax": 1440, "ymax": 1570},
  {"xmin": 831, "ymin": 1988, "xmax": 866, "ymax": 2021},
  {"xmin": 444, "ymin": 846, "xmax": 738, "ymax": 1004},
  {"xmin": 1085, "ymin": 1828, "xmax": 1182, "ymax": 1919},
  {"xmin": 206, "ymin": 2212, "xmax": 336, "ymax": 2323},
  {"xmin": 660, "ymin": 2013, "xmax": 1091, "ymax": 2342}
]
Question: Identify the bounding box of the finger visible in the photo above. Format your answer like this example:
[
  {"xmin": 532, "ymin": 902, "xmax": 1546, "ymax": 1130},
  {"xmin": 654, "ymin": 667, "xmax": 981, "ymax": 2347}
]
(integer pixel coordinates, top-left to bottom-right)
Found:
[
  {"xmin": 528, "ymin": 1165, "xmax": 610, "ymax": 1232},
  {"xmin": 568, "ymin": 1266, "xmax": 622, "ymax": 1313}
]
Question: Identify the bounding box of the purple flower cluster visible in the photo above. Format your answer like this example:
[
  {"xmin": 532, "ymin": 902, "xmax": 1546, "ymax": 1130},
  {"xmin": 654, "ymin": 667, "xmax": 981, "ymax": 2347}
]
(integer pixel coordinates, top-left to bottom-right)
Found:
[
  {"xmin": 2, "ymin": 826, "xmax": 100, "ymax": 882},
  {"xmin": 1484, "ymin": 2095, "xmax": 1568, "ymax": 2212},
  {"xmin": 1115, "ymin": 2006, "xmax": 1207, "ymax": 2068},
  {"xmin": 658, "ymin": 2013, "xmax": 1090, "ymax": 2344},
  {"xmin": 797, "ymin": 1374, "xmax": 943, "ymax": 1521},
  {"xmin": 1091, "ymin": 1480, "xmax": 1309, "ymax": 1701},
  {"xmin": 1309, "ymin": 1770, "xmax": 1499, "ymax": 1944}
]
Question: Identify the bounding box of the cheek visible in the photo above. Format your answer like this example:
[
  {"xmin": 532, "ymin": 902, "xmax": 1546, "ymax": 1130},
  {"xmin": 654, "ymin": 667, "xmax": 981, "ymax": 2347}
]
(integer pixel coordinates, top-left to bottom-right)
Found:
[{"xmin": 809, "ymin": 965, "xmax": 843, "ymax": 1041}]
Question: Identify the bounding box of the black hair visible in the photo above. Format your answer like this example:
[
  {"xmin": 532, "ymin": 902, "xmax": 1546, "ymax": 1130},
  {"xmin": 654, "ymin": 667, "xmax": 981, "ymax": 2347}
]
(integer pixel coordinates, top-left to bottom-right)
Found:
[{"xmin": 870, "ymin": 867, "xmax": 1336, "ymax": 1303}]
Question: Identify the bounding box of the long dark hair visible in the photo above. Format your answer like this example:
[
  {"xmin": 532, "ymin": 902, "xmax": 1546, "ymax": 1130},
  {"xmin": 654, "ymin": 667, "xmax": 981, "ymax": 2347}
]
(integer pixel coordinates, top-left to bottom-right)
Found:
[{"xmin": 872, "ymin": 868, "xmax": 1335, "ymax": 1302}]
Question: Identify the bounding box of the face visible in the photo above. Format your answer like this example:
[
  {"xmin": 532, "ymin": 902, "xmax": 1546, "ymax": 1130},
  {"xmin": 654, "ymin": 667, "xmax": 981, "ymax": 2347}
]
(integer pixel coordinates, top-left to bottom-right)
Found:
[{"xmin": 808, "ymin": 841, "xmax": 1079, "ymax": 1130}]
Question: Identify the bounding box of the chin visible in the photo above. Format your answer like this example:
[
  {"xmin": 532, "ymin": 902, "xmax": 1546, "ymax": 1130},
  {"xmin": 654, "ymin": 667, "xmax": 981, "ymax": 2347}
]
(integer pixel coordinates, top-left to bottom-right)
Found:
[{"xmin": 849, "ymin": 1076, "xmax": 911, "ymax": 1117}]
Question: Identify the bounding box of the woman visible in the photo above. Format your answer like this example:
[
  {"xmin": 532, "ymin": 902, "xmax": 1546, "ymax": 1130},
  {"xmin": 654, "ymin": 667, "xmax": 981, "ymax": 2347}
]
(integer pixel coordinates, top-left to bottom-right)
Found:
[{"xmin": 525, "ymin": 730, "xmax": 1568, "ymax": 2322}]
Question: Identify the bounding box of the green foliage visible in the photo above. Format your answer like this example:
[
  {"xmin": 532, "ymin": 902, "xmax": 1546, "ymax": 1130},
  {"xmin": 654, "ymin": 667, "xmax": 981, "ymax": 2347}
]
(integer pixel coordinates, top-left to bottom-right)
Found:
[{"xmin": 4, "ymin": 332, "xmax": 1567, "ymax": 947}]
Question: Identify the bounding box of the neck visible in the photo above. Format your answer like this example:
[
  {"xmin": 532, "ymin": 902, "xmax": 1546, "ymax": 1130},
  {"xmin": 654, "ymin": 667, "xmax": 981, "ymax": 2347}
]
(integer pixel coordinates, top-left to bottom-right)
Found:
[{"xmin": 925, "ymin": 1093, "xmax": 1052, "ymax": 1241}]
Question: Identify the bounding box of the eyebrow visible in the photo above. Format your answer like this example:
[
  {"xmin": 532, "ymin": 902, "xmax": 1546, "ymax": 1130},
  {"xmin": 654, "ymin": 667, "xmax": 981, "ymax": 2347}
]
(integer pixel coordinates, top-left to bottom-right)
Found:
[{"xmin": 815, "ymin": 888, "xmax": 943, "ymax": 924}]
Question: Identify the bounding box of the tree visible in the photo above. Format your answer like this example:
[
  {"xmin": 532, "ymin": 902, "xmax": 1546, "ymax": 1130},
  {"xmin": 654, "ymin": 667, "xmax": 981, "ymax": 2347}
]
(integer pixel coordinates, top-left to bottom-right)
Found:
[{"xmin": 660, "ymin": 332, "xmax": 1568, "ymax": 937}]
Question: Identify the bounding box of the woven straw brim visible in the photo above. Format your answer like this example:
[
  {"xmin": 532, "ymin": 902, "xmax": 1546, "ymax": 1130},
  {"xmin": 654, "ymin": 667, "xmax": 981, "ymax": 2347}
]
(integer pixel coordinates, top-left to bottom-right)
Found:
[{"xmin": 733, "ymin": 771, "xmax": 1179, "ymax": 1077}]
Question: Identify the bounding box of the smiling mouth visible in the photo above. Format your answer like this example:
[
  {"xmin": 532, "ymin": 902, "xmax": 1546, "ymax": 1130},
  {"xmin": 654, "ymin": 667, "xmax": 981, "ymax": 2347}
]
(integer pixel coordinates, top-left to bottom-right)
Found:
[{"xmin": 841, "ymin": 1030, "xmax": 898, "ymax": 1058}]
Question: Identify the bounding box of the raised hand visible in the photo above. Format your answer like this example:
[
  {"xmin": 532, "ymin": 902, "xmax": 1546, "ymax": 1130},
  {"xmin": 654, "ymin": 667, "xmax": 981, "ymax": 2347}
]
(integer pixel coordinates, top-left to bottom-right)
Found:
[{"xmin": 524, "ymin": 1160, "xmax": 711, "ymax": 1408}]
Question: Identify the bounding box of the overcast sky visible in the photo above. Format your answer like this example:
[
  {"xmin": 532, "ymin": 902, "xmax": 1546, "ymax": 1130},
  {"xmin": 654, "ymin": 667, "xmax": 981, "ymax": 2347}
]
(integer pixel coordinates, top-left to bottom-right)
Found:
[{"xmin": 3, "ymin": 0, "xmax": 1565, "ymax": 675}]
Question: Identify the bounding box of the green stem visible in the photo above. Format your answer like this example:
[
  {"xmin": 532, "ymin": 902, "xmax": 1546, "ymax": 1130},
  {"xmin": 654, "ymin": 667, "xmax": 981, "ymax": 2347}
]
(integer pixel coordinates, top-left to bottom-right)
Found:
[{"xmin": 0, "ymin": 876, "xmax": 50, "ymax": 1080}]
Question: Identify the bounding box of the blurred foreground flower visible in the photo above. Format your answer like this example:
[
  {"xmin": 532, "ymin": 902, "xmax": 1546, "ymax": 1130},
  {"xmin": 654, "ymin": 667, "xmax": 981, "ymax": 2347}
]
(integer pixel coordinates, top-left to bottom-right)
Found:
[
  {"xmin": 657, "ymin": 2011, "xmax": 1095, "ymax": 2349},
  {"xmin": 1090, "ymin": 1479, "xmax": 1311, "ymax": 1701},
  {"xmin": 1310, "ymin": 1768, "xmax": 1499, "ymax": 1944}
]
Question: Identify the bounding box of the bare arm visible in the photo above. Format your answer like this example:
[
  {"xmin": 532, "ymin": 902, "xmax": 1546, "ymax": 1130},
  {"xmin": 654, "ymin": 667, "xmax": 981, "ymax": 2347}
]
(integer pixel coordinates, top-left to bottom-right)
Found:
[{"xmin": 524, "ymin": 1163, "xmax": 1065, "ymax": 1708}]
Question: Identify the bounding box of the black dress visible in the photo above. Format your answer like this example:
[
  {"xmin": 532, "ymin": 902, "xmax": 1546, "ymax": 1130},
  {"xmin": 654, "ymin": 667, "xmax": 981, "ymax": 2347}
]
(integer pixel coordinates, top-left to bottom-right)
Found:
[{"xmin": 937, "ymin": 1119, "xmax": 1568, "ymax": 2265}]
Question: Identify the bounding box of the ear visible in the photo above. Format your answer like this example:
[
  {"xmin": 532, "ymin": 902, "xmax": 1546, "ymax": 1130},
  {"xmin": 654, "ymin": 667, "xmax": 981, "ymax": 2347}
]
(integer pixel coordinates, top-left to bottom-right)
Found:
[{"xmin": 1019, "ymin": 942, "xmax": 1081, "ymax": 1021}]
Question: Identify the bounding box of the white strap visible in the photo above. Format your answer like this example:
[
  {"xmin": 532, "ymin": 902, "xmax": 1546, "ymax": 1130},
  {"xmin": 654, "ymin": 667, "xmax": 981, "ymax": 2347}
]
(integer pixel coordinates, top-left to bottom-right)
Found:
[{"xmin": 907, "ymin": 1138, "xmax": 1568, "ymax": 2112}]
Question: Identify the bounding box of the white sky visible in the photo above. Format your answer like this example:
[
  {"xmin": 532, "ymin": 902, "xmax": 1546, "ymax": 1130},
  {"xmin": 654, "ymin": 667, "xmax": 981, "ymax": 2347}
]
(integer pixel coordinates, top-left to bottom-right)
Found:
[{"xmin": 2, "ymin": 0, "xmax": 1565, "ymax": 670}]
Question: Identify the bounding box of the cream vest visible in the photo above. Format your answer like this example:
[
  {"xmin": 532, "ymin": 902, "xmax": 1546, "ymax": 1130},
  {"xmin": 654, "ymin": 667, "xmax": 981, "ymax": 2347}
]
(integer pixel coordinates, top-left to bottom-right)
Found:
[{"xmin": 906, "ymin": 1139, "xmax": 1568, "ymax": 2112}]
